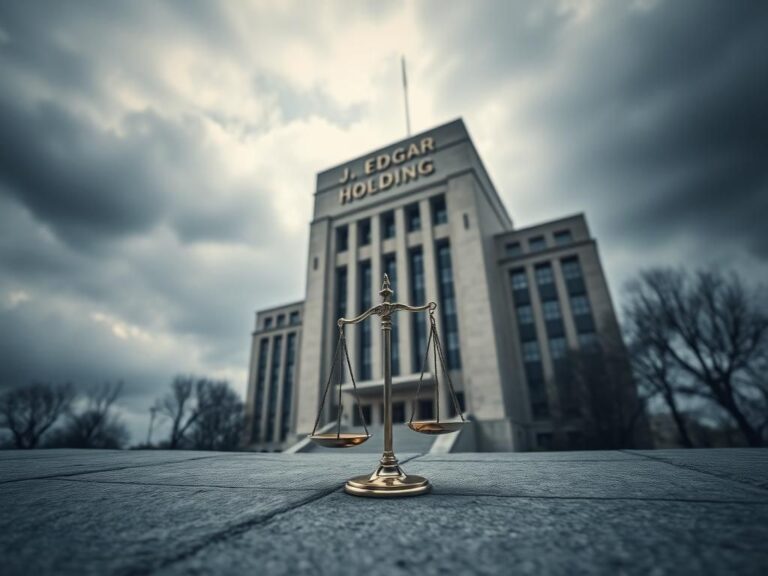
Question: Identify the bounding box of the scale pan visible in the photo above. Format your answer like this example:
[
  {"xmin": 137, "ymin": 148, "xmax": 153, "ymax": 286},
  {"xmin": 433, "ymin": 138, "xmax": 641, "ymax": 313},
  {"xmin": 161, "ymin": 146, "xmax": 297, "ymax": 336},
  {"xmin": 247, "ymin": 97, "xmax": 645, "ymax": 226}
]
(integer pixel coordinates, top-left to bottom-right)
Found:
[
  {"xmin": 309, "ymin": 433, "xmax": 371, "ymax": 448},
  {"xmin": 408, "ymin": 421, "xmax": 464, "ymax": 435}
]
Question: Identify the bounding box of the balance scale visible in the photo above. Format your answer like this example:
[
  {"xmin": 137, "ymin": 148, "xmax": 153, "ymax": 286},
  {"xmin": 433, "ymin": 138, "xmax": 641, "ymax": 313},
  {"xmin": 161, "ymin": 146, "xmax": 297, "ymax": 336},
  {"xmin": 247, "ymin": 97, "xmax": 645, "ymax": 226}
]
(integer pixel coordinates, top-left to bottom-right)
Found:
[{"xmin": 309, "ymin": 274, "xmax": 465, "ymax": 497}]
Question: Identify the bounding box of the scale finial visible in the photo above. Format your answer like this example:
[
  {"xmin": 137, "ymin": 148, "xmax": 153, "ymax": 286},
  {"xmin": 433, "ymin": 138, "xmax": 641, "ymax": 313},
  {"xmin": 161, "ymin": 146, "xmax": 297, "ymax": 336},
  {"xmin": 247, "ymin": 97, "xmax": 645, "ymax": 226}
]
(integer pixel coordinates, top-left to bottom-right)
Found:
[{"xmin": 380, "ymin": 273, "xmax": 393, "ymax": 301}]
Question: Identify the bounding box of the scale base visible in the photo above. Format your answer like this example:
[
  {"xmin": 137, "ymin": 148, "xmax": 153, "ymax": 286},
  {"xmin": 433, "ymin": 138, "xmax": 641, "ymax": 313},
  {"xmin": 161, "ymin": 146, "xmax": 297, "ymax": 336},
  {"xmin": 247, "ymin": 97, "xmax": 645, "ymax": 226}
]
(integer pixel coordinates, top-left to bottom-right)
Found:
[{"xmin": 344, "ymin": 454, "xmax": 430, "ymax": 497}]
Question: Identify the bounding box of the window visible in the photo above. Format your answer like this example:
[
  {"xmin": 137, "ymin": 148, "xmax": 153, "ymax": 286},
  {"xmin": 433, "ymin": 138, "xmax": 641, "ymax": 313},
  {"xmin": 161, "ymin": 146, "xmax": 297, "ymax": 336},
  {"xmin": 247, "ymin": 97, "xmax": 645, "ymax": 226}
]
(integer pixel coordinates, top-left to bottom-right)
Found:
[
  {"xmin": 280, "ymin": 332, "xmax": 297, "ymax": 441},
  {"xmin": 505, "ymin": 242, "xmax": 522, "ymax": 257},
  {"xmin": 392, "ymin": 401, "xmax": 406, "ymax": 423},
  {"xmin": 289, "ymin": 311, "xmax": 300, "ymax": 325},
  {"xmin": 510, "ymin": 269, "xmax": 528, "ymax": 291},
  {"xmin": 554, "ymin": 230, "xmax": 573, "ymax": 246},
  {"xmin": 383, "ymin": 253, "xmax": 400, "ymax": 376},
  {"xmin": 561, "ymin": 257, "xmax": 582, "ymax": 280},
  {"xmin": 358, "ymin": 218, "xmax": 371, "ymax": 246},
  {"xmin": 354, "ymin": 404, "xmax": 372, "ymax": 426},
  {"xmin": 358, "ymin": 261, "xmax": 372, "ymax": 380},
  {"xmin": 336, "ymin": 225, "xmax": 348, "ymax": 252},
  {"xmin": 523, "ymin": 341, "xmax": 541, "ymax": 362},
  {"xmin": 336, "ymin": 267, "xmax": 348, "ymax": 383},
  {"xmin": 570, "ymin": 295, "xmax": 591, "ymax": 316},
  {"xmin": 535, "ymin": 264, "xmax": 554, "ymax": 285},
  {"xmin": 265, "ymin": 335, "xmax": 282, "ymax": 442},
  {"xmin": 549, "ymin": 336, "xmax": 567, "ymax": 360},
  {"xmin": 463, "ymin": 213, "xmax": 470, "ymax": 230},
  {"xmin": 436, "ymin": 241, "xmax": 461, "ymax": 369},
  {"xmin": 381, "ymin": 211, "xmax": 396, "ymax": 240},
  {"xmin": 409, "ymin": 247, "xmax": 427, "ymax": 367},
  {"xmin": 313, "ymin": 257, "xmax": 318, "ymax": 270},
  {"xmin": 252, "ymin": 338, "xmax": 270, "ymax": 442},
  {"xmin": 578, "ymin": 332, "xmax": 599, "ymax": 351},
  {"xmin": 432, "ymin": 195, "xmax": 448, "ymax": 225},
  {"xmin": 418, "ymin": 399, "xmax": 434, "ymax": 420},
  {"xmin": 529, "ymin": 236, "xmax": 546, "ymax": 252},
  {"xmin": 276, "ymin": 314, "xmax": 285, "ymax": 327},
  {"xmin": 516, "ymin": 305, "xmax": 534, "ymax": 325},
  {"xmin": 542, "ymin": 301, "xmax": 561, "ymax": 321},
  {"xmin": 537, "ymin": 433, "xmax": 553, "ymax": 450},
  {"xmin": 406, "ymin": 203, "xmax": 421, "ymax": 232},
  {"xmin": 263, "ymin": 317, "xmax": 273, "ymax": 330},
  {"xmin": 449, "ymin": 391, "xmax": 466, "ymax": 417}
]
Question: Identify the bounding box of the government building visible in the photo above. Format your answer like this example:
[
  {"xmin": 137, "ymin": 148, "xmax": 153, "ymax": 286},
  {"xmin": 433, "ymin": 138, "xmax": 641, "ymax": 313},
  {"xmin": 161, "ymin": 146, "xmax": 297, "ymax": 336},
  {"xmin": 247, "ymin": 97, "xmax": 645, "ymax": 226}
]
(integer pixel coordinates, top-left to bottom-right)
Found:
[{"xmin": 243, "ymin": 119, "xmax": 648, "ymax": 453}]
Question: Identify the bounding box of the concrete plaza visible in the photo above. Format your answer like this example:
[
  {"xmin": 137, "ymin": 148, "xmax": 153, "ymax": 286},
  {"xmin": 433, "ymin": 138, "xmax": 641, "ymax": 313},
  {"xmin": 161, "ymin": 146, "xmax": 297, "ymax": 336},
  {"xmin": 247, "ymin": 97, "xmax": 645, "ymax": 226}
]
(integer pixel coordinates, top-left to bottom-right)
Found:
[{"xmin": 1, "ymin": 448, "xmax": 766, "ymax": 575}]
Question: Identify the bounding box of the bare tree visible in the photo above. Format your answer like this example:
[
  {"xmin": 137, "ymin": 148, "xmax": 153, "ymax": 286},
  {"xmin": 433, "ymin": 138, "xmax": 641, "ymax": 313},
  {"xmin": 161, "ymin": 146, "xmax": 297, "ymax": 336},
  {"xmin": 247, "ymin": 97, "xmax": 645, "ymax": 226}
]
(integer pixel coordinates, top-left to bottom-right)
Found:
[
  {"xmin": 48, "ymin": 382, "xmax": 128, "ymax": 449},
  {"xmin": 0, "ymin": 383, "xmax": 74, "ymax": 448},
  {"xmin": 625, "ymin": 268, "xmax": 768, "ymax": 447},
  {"xmin": 190, "ymin": 381, "xmax": 244, "ymax": 451},
  {"xmin": 157, "ymin": 376, "xmax": 206, "ymax": 449}
]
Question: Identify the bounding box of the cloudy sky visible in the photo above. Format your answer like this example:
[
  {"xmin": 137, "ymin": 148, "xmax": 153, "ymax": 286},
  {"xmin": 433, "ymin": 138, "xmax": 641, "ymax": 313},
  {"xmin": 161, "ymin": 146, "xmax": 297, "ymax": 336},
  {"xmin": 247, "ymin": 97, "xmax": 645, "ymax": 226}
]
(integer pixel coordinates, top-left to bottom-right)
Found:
[{"xmin": 1, "ymin": 0, "xmax": 766, "ymax": 443}]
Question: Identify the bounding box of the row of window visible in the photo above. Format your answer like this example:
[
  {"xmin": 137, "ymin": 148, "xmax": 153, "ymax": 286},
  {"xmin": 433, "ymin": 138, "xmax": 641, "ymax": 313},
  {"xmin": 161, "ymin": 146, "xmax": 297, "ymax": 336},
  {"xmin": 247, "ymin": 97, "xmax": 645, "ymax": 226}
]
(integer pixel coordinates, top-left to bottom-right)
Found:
[
  {"xmin": 262, "ymin": 310, "xmax": 300, "ymax": 330},
  {"xmin": 504, "ymin": 228, "xmax": 573, "ymax": 258},
  {"xmin": 336, "ymin": 195, "xmax": 448, "ymax": 253},
  {"xmin": 334, "ymin": 240, "xmax": 461, "ymax": 382},
  {"xmin": 252, "ymin": 332, "xmax": 299, "ymax": 443}
]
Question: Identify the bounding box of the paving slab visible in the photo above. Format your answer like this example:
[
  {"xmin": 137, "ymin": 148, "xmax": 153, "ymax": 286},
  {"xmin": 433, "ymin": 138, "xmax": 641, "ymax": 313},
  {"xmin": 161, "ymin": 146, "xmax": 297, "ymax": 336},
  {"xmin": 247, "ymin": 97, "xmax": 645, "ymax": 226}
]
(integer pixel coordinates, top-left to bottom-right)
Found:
[
  {"xmin": 406, "ymin": 457, "xmax": 768, "ymax": 501},
  {"xmin": 0, "ymin": 450, "xmax": 236, "ymax": 483},
  {"xmin": 418, "ymin": 450, "xmax": 644, "ymax": 463},
  {"xmin": 0, "ymin": 478, "xmax": 321, "ymax": 576},
  {"xmin": 628, "ymin": 448, "xmax": 768, "ymax": 490},
  {"xmin": 157, "ymin": 492, "xmax": 768, "ymax": 576}
]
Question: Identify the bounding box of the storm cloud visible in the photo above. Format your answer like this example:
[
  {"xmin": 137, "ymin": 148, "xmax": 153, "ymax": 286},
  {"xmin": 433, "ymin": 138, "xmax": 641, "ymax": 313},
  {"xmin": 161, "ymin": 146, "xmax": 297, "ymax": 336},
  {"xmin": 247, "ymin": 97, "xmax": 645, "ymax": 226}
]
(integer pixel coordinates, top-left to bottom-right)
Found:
[{"xmin": 0, "ymin": 0, "xmax": 766, "ymax": 442}]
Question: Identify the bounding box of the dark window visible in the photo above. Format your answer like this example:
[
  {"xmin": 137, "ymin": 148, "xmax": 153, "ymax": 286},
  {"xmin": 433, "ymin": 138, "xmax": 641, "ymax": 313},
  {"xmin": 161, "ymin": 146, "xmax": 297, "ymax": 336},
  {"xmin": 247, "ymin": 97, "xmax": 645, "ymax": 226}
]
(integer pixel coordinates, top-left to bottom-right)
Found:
[
  {"xmin": 542, "ymin": 301, "xmax": 561, "ymax": 321},
  {"xmin": 448, "ymin": 391, "xmax": 466, "ymax": 417},
  {"xmin": 358, "ymin": 219, "xmax": 371, "ymax": 246},
  {"xmin": 336, "ymin": 225, "xmax": 348, "ymax": 252},
  {"xmin": 529, "ymin": 236, "xmax": 547, "ymax": 252},
  {"xmin": 313, "ymin": 257, "xmax": 318, "ymax": 270},
  {"xmin": 252, "ymin": 338, "xmax": 270, "ymax": 442},
  {"xmin": 511, "ymin": 269, "xmax": 528, "ymax": 291},
  {"xmin": 432, "ymin": 195, "xmax": 448, "ymax": 225},
  {"xmin": 570, "ymin": 295, "xmax": 591, "ymax": 316},
  {"xmin": 392, "ymin": 401, "xmax": 406, "ymax": 423},
  {"xmin": 358, "ymin": 260, "xmax": 372, "ymax": 380},
  {"xmin": 280, "ymin": 332, "xmax": 297, "ymax": 441},
  {"xmin": 561, "ymin": 257, "xmax": 583, "ymax": 280},
  {"xmin": 263, "ymin": 317, "xmax": 273, "ymax": 330},
  {"xmin": 578, "ymin": 332, "xmax": 599, "ymax": 351},
  {"xmin": 409, "ymin": 247, "xmax": 427, "ymax": 368},
  {"xmin": 537, "ymin": 433, "xmax": 553, "ymax": 450},
  {"xmin": 418, "ymin": 399, "xmax": 434, "ymax": 420},
  {"xmin": 535, "ymin": 264, "xmax": 554, "ymax": 285},
  {"xmin": 381, "ymin": 211, "xmax": 396, "ymax": 240},
  {"xmin": 276, "ymin": 314, "xmax": 285, "ymax": 327},
  {"xmin": 383, "ymin": 253, "xmax": 400, "ymax": 376},
  {"xmin": 463, "ymin": 213, "xmax": 470, "ymax": 230},
  {"xmin": 406, "ymin": 203, "xmax": 421, "ymax": 232},
  {"xmin": 549, "ymin": 336, "xmax": 567, "ymax": 360},
  {"xmin": 289, "ymin": 311, "xmax": 300, "ymax": 325},
  {"xmin": 505, "ymin": 242, "xmax": 522, "ymax": 257},
  {"xmin": 265, "ymin": 335, "xmax": 282, "ymax": 442},
  {"xmin": 554, "ymin": 230, "xmax": 573, "ymax": 246},
  {"xmin": 516, "ymin": 304, "xmax": 534, "ymax": 325},
  {"xmin": 436, "ymin": 241, "xmax": 461, "ymax": 369},
  {"xmin": 335, "ymin": 267, "xmax": 348, "ymax": 384},
  {"xmin": 354, "ymin": 404, "xmax": 372, "ymax": 426},
  {"xmin": 523, "ymin": 341, "xmax": 541, "ymax": 362}
]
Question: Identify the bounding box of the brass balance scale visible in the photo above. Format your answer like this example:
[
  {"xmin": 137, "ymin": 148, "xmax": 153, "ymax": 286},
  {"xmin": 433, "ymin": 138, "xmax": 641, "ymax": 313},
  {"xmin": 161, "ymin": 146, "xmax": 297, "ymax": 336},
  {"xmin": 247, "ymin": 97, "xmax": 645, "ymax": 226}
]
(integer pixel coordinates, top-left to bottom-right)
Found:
[{"xmin": 309, "ymin": 273, "xmax": 465, "ymax": 497}]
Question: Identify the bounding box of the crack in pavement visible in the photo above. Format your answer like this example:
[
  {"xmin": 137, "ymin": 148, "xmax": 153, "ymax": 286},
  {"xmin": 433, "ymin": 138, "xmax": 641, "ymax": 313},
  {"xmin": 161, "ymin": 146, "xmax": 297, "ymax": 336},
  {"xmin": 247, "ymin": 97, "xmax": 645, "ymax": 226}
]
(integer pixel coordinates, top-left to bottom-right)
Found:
[
  {"xmin": 122, "ymin": 454, "xmax": 423, "ymax": 575},
  {"xmin": 621, "ymin": 450, "xmax": 768, "ymax": 493}
]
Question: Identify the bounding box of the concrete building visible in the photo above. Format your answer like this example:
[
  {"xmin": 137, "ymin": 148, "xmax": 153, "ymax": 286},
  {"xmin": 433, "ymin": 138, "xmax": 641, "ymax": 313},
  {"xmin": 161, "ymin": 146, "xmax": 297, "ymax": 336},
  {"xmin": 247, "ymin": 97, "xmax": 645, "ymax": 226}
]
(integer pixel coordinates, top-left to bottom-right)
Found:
[{"xmin": 243, "ymin": 119, "xmax": 646, "ymax": 452}]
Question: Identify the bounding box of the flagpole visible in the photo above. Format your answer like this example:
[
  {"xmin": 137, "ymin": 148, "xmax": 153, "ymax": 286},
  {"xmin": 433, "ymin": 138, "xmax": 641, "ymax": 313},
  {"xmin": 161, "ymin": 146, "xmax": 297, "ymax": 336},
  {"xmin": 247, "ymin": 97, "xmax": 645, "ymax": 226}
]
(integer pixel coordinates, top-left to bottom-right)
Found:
[{"xmin": 402, "ymin": 56, "xmax": 411, "ymax": 137}]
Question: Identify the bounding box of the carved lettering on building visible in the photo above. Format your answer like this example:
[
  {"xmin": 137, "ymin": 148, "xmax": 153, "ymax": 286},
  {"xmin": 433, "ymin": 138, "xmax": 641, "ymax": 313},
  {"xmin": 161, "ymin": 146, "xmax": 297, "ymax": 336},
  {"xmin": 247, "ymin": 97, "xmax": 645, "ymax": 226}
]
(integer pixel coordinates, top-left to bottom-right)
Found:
[{"xmin": 338, "ymin": 137, "xmax": 436, "ymax": 205}]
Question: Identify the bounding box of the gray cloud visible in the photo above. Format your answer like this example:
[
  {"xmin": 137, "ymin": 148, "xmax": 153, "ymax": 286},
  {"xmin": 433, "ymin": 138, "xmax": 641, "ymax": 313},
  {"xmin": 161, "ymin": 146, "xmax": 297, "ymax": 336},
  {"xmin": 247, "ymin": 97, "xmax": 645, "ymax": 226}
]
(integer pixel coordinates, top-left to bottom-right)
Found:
[{"xmin": 0, "ymin": 0, "xmax": 766, "ymax": 444}]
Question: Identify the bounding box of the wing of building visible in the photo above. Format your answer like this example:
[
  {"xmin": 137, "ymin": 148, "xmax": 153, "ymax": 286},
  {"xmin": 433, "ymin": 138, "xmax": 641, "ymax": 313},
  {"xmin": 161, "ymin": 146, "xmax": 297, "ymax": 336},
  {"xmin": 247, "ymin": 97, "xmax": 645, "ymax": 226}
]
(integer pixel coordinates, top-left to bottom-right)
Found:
[{"xmin": 243, "ymin": 119, "xmax": 650, "ymax": 453}]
